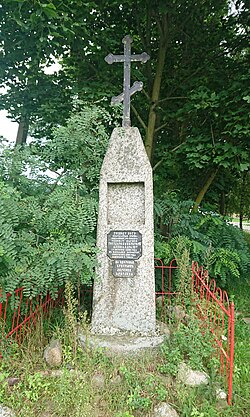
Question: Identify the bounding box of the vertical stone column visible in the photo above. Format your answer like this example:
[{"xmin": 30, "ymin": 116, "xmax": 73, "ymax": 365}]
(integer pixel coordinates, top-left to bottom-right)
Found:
[{"xmin": 91, "ymin": 127, "xmax": 155, "ymax": 336}]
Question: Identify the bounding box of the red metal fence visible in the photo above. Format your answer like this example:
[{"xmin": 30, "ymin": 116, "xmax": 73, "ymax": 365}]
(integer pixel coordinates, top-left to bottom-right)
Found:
[
  {"xmin": 0, "ymin": 260, "xmax": 234, "ymax": 404},
  {"xmin": 154, "ymin": 258, "xmax": 179, "ymax": 307},
  {"xmin": 191, "ymin": 261, "xmax": 235, "ymax": 405},
  {"xmin": 0, "ymin": 288, "xmax": 64, "ymax": 353},
  {"xmin": 154, "ymin": 260, "xmax": 235, "ymax": 405}
]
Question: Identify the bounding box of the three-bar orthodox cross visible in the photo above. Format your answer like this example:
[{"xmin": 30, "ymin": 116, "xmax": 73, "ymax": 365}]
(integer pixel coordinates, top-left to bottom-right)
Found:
[{"xmin": 105, "ymin": 35, "xmax": 150, "ymax": 128}]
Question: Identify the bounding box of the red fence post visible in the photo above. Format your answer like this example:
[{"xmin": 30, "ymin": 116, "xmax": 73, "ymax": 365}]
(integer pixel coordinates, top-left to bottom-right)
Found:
[
  {"xmin": 228, "ymin": 301, "xmax": 235, "ymax": 405},
  {"xmin": 0, "ymin": 290, "xmax": 2, "ymax": 321},
  {"xmin": 0, "ymin": 288, "xmax": 64, "ymax": 350},
  {"xmin": 191, "ymin": 261, "xmax": 235, "ymax": 406}
]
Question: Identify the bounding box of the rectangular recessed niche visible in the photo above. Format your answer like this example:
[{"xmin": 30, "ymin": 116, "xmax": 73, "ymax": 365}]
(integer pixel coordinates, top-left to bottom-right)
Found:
[{"xmin": 108, "ymin": 182, "xmax": 145, "ymax": 225}]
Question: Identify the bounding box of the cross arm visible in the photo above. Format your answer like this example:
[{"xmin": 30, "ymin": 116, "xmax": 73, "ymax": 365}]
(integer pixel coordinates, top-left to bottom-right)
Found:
[
  {"xmin": 105, "ymin": 53, "xmax": 125, "ymax": 64},
  {"xmin": 130, "ymin": 52, "xmax": 150, "ymax": 63},
  {"xmin": 111, "ymin": 81, "xmax": 143, "ymax": 105}
]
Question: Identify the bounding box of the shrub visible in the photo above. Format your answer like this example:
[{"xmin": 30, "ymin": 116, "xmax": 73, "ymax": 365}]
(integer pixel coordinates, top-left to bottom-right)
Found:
[
  {"xmin": 154, "ymin": 192, "xmax": 250, "ymax": 287},
  {"xmin": 0, "ymin": 105, "xmax": 111, "ymax": 297}
]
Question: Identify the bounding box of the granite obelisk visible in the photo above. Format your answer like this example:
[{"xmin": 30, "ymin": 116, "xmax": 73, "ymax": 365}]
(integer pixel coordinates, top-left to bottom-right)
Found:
[{"xmin": 91, "ymin": 36, "xmax": 158, "ymax": 340}]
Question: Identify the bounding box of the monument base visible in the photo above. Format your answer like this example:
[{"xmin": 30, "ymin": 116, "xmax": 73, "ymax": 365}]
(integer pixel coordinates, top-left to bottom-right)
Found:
[{"xmin": 78, "ymin": 331, "xmax": 167, "ymax": 355}]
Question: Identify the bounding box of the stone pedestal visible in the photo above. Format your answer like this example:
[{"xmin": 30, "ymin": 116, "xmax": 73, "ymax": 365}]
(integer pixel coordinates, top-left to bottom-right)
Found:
[{"xmin": 91, "ymin": 127, "xmax": 156, "ymax": 337}]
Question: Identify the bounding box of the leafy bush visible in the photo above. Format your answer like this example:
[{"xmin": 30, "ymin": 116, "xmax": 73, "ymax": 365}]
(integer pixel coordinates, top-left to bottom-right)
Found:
[
  {"xmin": 155, "ymin": 192, "xmax": 250, "ymax": 286},
  {"xmin": 0, "ymin": 104, "xmax": 112, "ymax": 297},
  {"xmin": 0, "ymin": 180, "xmax": 97, "ymax": 298},
  {"xmin": 159, "ymin": 317, "xmax": 215, "ymax": 376},
  {"xmin": 39, "ymin": 103, "xmax": 110, "ymax": 193}
]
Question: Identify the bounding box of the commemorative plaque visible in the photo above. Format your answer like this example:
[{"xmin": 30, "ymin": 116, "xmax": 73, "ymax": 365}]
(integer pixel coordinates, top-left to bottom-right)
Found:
[
  {"xmin": 107, "ymin": 230, "xmax": 142, "ymax": 278},
  {"xmin": 107, "ymin": 230, "xmax": 142, "ymax": 260},
  {"xmin": 112, "ymin": 259, "xmax": 137, "ymax": 278}
]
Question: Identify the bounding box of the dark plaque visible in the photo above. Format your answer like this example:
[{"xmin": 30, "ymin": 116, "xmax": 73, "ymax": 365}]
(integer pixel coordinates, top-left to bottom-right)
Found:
[
  {"xmin": 107, "ymin": 230, "xmax": 142, "ymax": 260},
  {"xmin": 112, "ymin": 260, "xmax": 137, "ymax": 278}
]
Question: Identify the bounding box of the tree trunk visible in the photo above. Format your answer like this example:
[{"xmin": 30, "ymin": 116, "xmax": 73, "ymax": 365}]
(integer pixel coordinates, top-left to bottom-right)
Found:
[
  {"xmin": 239, "ymin": 210, "xmax": 243, "ymax": 230},
  {"xmin": 144, "ymin": 17, "xmax": 168, "ymax": 164},
  {"xmin": 239, "ymin": 172, "xmax": 247, "ymax": 229},
  {"xmin": 192, "ymin": 168, "xmax": 219, "ymax": 213},
  {"xmin": 15, "ymin": 114, "xmax": 29, "ymax": 146}
]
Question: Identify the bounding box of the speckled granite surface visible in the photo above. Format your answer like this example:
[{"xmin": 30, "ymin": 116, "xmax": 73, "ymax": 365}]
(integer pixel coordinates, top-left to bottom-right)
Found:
[{"xmin": 91, "ymin": 127, "xmax": 155, "ymax": 336}]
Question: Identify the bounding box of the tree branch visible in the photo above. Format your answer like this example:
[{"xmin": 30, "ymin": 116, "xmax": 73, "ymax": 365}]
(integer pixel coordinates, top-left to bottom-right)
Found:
[
  {"xmin": 47, "ymin": 169, "xmax": 67, "ymax": 194},
  {"xmin": 156, "ymin": 16, "xmax": 164, "ymax": 40},
  {"xmin": 210, "ymin": 123, "xmax": 215, "ymax": 146},
  {"xmin": 167, "ymin": 67, "xmax": 201, "ymax": 97},
  {"xmin": 157, "ymin": 96, "xmax": 187, "ymax": 105},
  {"xmin": 153, "ymin": 159, "xmax": 163, "ymax": 171},
  {"xmin": 192, "ymin": 167, "xmax": 220, "ymax": 213},
  {"xmin": 142, "ymin": 88, "xmax": 151, "ymax": 102},
  {"xmin": 171, "ymin": 142, "xmax": 186, "ymax": 152},
  {"xmin": 152, "ymin": 142, "xmax": 185, "ymax": 171},
  {"xmin": 155, "ymin": 121, "xmax": 168, "ymax": 133},
  {"xmin": 131, "ymin": 104, "xmax": 147, "ymax": 131}
]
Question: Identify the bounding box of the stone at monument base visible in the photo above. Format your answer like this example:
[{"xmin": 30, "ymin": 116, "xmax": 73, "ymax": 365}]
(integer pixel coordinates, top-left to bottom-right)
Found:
[{"xmin": 78, "ymin": 332, "xmax": 165, "ymax": 355}]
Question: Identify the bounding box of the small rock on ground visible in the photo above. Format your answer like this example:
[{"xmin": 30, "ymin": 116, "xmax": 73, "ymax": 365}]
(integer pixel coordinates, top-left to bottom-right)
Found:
[
  {"xmin": 6, "ymin": 377, "xmax": 19, "ymax": 387},
  {"xmin": 216, "ymin": 388, "xmax": 227, "ymax": 400},
  {"xmin": 157, "ymin": 321, "xmax": 171, "ymax": 338},
  {"xmin": 92, "ymin": 372, "xmax": 105, "ymax": 388},
  {"xmin": 153, "ymin": 402, "xmax": 179, "ymax": 417},
  {"xmin": 44, "ymin": 339, "xmax": 62, "ymax": 367},
  {"xmin": 110, "ymin": 374, "xmax": 122, "ymax": 385},
  {"xmin": 40, "ymin": 369, "xmax": 64, "ymax": 377},
  {"xmin": 216, "ymin": 399, "xmax": 230, "ymax": 410},
  {"xmin": 242, "ymin": 317, "xmax": 250, "ymax": 325},
  {"xmin": 172, "ymin": 305, "xmax": 186, "ymax": 321},
  {"xmin": 0, "ymin": 406, "xmax": 16, "ymax": 417},
  {"xmin": 177, "ymin": 362, "xmax": 209, "ymax": 386},
  {"xmin": 158, "ymin": 374, "xmax": 174, "ymax": 387}
]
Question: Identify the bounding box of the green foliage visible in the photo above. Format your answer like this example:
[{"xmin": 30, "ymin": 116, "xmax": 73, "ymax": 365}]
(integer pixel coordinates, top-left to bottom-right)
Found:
[
  {"xmin": 155, "ymin": 192, "xmax": 250, "ymax": 286},
  {"xmin": 195, "ymin": 214, "xmax": 250, "ymax": 284},
  {"xmin": 159, "ymin": 317, "xmax": 217, "ymax": 377},
  {"xmin": 61, "ymin": 280, "xmax": 83, "ymax": 364},
  {"xmin": 171, "ymin": 236, "xmax": 192, "ymax": 304},
  {"xmin": 0, "ymin": 105, "xmax": 113, "ymax": 297},
  {"xmin": 227, "ymin": 172, "xmax": 250, "ymax": 220},
  {"xmin": 23, "ymin": 373, "xmax": 50, "ymax": 402},
  {"xmin": 39, "ymin": 103, "xmax": 111, "ymax": 192},
  {"xmin": 0, "ymin": 179, "xmax": 97, "ymax": 297},
  {"xmin": 208, "ymin": 248, "xmax": 241, "ymax": 283},
  {"xmin": 243, "ymin": 231, "xmax": 250, "ymax": 252},
  {"xmin": 119, "ymin": 365, "xmax": 167, "ymax": 412},
  {"xmin": 0, "ymin": 369, "xmax": 9, "ymax": 403},
  {"xmin": 175, "ymin": 84, "xmax": 250, "ymax": 172},
  {"xmin": 154, "ymin": 239, "xmax": 172, "ymax": 265},
  {"xmin": 0, "ymin": 0, "xmax": 75, "ymax": 141}
]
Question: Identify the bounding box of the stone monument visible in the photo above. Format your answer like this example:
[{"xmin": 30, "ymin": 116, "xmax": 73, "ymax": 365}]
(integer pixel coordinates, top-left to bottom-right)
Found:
[{"xmin": 83, "ymin": 36, "xmax": 164, "ymax": 352}]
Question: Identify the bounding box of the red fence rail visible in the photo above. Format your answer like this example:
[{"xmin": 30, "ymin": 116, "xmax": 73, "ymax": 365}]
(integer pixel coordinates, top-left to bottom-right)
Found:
[
  {"xmin": 191, "ymin": 261, "xmax": 235, "ymax": 405},
  {"xmin": 0, "ymin": 260, "xmax": 234, "ymax": 404},
  {"xmin": 0, "ymin": 288, "xmax": 64, "ymax": 352},
  {"xmin": 152, "ymin": 259, "xmax": 234, "ymax": 405},
  {"xmin": 154, "ymin": 258, "xmax": 179, "ymax": 307}
]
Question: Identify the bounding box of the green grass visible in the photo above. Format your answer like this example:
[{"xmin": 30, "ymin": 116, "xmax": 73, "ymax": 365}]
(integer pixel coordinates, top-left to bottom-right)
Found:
[
  {"xmin": 228, "ymin": 279, "xmax": 250, "ymax": 415},
  {"xmin": 0, "ymin": 280, "xmax": 249, "ymax": 417}
]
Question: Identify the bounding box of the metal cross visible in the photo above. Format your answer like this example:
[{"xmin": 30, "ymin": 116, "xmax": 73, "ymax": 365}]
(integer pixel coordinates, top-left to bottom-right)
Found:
[{"xmin": 105, "ymin": 35, "xmax": 150, "ymax": 128}]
